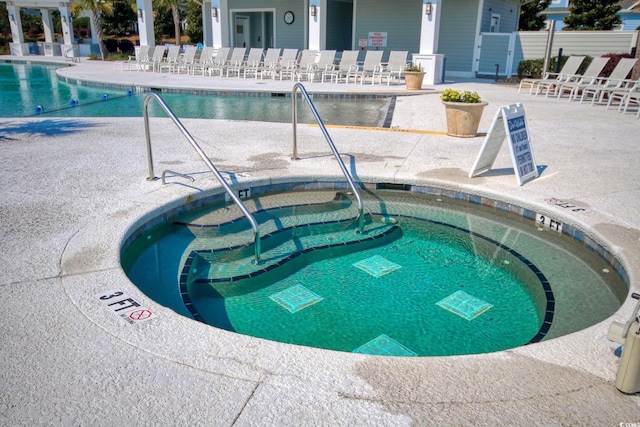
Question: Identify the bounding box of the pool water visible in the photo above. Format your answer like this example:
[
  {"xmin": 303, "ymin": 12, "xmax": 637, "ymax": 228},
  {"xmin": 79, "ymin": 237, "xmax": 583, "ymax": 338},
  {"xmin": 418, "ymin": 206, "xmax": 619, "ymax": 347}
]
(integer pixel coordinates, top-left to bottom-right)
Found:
[
  {"xmin": 0, "ymin": 63, "xmax": 390, "ymax": 125},
  {"xmin": 122, "ymin": 189, "xmax": 627, "ymax": 357}
]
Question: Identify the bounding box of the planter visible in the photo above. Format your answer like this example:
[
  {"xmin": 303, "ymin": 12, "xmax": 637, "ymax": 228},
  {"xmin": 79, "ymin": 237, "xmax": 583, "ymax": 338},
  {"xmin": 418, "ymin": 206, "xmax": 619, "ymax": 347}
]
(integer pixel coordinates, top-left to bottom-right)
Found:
[
  {"xmin": 442, "ymin": 101, "xmax": 488, "ymax": 137},
  {"xmin": 404, "ymin": 71, "xmax": 425, "ymax": 90}
]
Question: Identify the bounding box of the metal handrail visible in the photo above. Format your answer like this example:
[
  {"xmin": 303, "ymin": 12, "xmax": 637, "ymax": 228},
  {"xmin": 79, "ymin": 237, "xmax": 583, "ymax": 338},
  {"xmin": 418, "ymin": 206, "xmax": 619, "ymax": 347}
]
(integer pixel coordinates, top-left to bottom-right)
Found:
[
  {"xmin": 143, "ymin": 93, "xmax": 261, "ymax": 264},
  {"xmin": 291, "ymin": 83, "xmax": 364, "ymax": 233}
]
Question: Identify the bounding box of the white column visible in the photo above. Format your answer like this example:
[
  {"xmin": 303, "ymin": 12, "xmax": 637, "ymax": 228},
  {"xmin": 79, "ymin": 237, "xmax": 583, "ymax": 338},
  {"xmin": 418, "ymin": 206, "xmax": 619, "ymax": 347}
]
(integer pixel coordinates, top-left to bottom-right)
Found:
[
  {"xmin": 419, "ymin": 0, "xmax": 440, "ymax": 54},
  {"xmin": 136, "ymin": 0, "xmax": 155, "ymax": 46},
  {"xmin": 7, "ymin": 4, "xmax": 24, "ymax": 44},
  {"xmin": 210, "ymin": 0, "xmax": 228, "ymax": 48},
  {"xmin": 41, "ymin": 9, "xmax": 54, "ymax": 43},
  {"xmin": 308, "ymin": 0, "xmax": 326, "ymax": 50},
  {"xmin": 58, "ymin": 7, "xmax": 74, "ymax": 46},
  {"xmin": 7, "ymin": 3, "xmax": 27, "ymax": 55},
  {"xmin": 414, "ymin": 0, "xmax": 444, "ymax": 85}
]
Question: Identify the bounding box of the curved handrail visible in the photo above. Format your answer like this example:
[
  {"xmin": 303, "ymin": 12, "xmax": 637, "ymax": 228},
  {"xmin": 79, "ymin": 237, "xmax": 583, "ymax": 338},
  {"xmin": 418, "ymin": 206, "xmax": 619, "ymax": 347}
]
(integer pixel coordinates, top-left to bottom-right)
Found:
[
  {"xmin": 143, "ymin": 93, "xmax": 261, "ymax": 264},
  {"xmin": 291, "ymin": 83, "xmax": 364, "ymax": 233}
]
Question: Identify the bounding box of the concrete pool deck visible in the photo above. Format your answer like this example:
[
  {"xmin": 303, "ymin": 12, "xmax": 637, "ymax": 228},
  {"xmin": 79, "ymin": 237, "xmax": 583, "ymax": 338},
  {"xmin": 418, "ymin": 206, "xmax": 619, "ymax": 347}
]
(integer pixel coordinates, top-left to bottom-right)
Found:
[{"xmin": 1, "ymin": 57, "xmax": 639, "ymax": 425}]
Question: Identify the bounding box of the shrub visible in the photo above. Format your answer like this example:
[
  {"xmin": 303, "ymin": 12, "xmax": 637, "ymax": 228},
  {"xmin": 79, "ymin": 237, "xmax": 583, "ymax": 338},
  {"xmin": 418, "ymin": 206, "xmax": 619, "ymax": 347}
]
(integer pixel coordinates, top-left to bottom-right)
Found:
[
  {"xmin": 517, "ymin": 55, "xmax": 593, "ymax": 79},
  {"xmin": 118, "ymin": 39, "xmax": 135, "ymax": 55},
  {"xmin": 517, "ymin": 58, "xmax": 544, "ymax": 79},
  {"xmin": 104, "ymin": 39, "xmax": 118, "ymax": 53}
]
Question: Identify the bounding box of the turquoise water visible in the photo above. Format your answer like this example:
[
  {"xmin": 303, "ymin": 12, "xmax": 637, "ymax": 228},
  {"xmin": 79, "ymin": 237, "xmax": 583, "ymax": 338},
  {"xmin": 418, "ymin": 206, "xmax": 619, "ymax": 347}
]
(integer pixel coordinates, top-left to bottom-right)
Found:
[
  {"xmin": 0, "ymin": 63, "xmax": 389, "ymax": 125},
  {"xmin": 122, "ymin": 189, "xmax": 626, "ymax": 357},
  {"xmin": 189, "ymin": 217, "xmax": 542, "ymax": 356}
]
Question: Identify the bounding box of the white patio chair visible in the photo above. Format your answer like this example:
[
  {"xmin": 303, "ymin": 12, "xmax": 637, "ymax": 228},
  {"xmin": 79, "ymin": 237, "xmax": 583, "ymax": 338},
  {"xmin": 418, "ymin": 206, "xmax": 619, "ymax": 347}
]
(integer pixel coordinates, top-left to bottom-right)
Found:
[
  {"xmin": 579, "ymin": 58, "xmax": 638, "ymax": 104},
  {"xmin": 553, "ymin": 57, "xmax": 610, "ymax": 100},
  {"xmin": 349, "ymin": 51, "xmax": 384, "ymax": 84},
  {"xmin": 375, "ymin": 50, "xmax": 408, "ymax": 85},
  {"xmin": 518, "ymin": 56, "xmax": 585, "ymax": 95},
  {"xmin": 322, "ymin": 50, "xmax": 359, "ymax": 83}
]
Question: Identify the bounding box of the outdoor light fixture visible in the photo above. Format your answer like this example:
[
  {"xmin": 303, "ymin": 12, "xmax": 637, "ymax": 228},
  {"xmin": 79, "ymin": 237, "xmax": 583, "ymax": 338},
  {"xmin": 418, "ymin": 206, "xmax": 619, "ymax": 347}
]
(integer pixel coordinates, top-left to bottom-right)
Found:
[
  {"xmin": 425, "ymin": 2, "xmax": 432, "ymax": 15},
  {"xmin": 10, "ymin": 14, "xmax": 15, "ymax": 22},
  {"xmin": 310, "ymin": 5, "xmax": 316, "ymax": 17},
  {"xmin": 137, "ymin": 9, "xmax": 143, "ymax": 20},
  {"xmin": 62, "ymin": 16, "xmax": 66, "ymax": 23},
  {"xmin": 211, "ymin": 7, "xmax": 217, "ymax": 18}
]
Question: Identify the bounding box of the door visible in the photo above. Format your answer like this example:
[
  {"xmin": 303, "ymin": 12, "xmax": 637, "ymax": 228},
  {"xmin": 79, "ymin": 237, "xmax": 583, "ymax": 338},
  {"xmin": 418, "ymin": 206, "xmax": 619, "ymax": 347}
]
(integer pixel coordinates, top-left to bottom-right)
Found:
[{"xmin": 234, "ymin": 15, "xmax": 250, "ymax": 48}]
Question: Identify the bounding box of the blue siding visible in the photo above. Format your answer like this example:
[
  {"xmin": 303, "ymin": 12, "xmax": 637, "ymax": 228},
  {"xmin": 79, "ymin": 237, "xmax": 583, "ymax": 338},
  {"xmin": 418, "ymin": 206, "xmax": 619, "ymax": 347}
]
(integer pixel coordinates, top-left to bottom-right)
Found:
[
  {"xmin": 482, "ymin": 0, "xmax": 520, "ymax": 32},
  {"xmin": 438, "ymin": 0, "xmax": 480, "ymax": 74},
  {"xmin": 353, "ymin": 0, "xmax": 422, "ymax": 61}
]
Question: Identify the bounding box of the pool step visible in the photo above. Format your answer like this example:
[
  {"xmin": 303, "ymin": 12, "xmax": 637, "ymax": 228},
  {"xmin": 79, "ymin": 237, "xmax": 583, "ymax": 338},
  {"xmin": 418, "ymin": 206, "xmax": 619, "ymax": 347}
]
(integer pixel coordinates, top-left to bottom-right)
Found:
[
  {"xmin": 182, "ymin": 215, "xmax": 402, "ymax": 298},
  {"xmin": 175, "ymin": 192, "xmax": 357, "ymax": 251}
]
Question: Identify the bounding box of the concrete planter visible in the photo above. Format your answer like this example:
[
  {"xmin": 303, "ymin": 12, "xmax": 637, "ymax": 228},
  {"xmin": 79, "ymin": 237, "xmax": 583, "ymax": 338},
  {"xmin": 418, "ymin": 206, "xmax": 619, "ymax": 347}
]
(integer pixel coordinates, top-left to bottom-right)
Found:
[
  {"xmin": 404, "ymin": 71, "xmax": 425, "ymax": 90},
  {"xmin": 443, "ymin": 101, "xmax": 488, "ymax": 137}
]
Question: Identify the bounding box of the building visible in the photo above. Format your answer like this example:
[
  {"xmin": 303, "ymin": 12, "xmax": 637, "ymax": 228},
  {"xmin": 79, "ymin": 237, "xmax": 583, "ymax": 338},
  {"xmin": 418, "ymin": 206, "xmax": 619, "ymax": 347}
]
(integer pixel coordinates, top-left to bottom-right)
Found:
[{"xmin": 5, "ymin": 0, "xmax": 526, "ymax": 83}]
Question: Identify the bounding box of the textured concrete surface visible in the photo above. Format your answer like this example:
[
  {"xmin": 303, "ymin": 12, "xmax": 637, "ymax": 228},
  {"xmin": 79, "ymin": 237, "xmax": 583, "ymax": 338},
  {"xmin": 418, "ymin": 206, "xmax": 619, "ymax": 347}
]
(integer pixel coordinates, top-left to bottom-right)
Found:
[{"xmin": 1, "ymin": 57, "xmax": 639, "ymax": 426}]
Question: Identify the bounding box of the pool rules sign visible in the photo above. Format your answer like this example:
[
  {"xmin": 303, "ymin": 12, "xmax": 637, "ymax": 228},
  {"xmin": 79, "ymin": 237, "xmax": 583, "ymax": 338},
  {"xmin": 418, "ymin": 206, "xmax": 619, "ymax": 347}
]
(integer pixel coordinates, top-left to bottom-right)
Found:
[{"xmin": 469, "ymin": 103, "xmax": 538, "ymax": 186}]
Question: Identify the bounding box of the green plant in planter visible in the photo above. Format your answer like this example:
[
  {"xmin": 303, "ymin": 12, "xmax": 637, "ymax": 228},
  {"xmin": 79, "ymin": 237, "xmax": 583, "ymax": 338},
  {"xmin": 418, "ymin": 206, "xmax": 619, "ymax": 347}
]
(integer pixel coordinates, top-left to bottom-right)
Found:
[
  {"xmin": 440, "ymin": 88, "xmax": 482, "ymax": 103},
  {"xmin": 404, "ymin": 63, "xmax": 424, "ymax": 72}
]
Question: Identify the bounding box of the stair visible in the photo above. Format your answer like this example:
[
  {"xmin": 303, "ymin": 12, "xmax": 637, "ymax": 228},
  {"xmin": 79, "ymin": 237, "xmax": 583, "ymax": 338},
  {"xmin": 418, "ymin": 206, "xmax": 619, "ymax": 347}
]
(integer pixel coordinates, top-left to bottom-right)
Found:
[{"xmin": 175, "ymin": 192, "xmax": 402, "ymax": 304}]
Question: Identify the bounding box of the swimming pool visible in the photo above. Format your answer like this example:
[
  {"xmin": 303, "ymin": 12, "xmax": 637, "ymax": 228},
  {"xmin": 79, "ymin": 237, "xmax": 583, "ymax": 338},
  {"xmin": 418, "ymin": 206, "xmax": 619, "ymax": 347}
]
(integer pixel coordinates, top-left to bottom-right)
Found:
[
  {"xmin": 0, "ymin": 63, "xmax": 390, "ymax": 125},
  {"xmin": 121, "ymin": 182, "xmax": 627, "ymax": 357}
]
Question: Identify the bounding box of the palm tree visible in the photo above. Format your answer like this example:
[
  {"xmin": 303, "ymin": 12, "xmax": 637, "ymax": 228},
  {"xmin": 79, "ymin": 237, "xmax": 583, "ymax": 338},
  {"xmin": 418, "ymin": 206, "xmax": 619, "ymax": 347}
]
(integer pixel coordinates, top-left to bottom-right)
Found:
[
  {"xmin": 154, "ymin": 0, "xmax": 182, "ymax": 46},
  {"xmin": 71, "ymin": 0, "xmax": 112, "ymax": 60}
]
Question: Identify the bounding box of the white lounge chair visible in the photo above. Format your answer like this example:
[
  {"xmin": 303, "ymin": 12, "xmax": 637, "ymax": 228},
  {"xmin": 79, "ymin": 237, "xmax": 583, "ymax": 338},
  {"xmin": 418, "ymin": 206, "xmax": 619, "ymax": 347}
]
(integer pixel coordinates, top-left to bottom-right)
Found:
[
  {"xmin": 227, "ymin": 48, "xmax": 263, "ymax": 78},
  {"xmin": 173, "ymin": 45, "xmax": 199, "ymax": 74},
  {"xmin": 579, "ymin": 58, "xmax": 638, "ymax": 104},
  {"xmin": 206, "ymin": 47, "xmax": 231, "ymax": 77},
  {"xmin": 375, "ymin": 50, "xmax": 408, "ymax": 85},
  {"xmin": 140, "ymin": 46, "xmax": 165, "ymax": 72},
  {"xmin": 279, "ymin": 50, "xmax": 317, "ymax": 81},
  {"xmin": 268, "ymin": 48, "xmax": 298, "ymax": 80},
  {"xmin": 190, "ymin": 46, "xmax": 216, "ymax": 76},
  {"xmin": 606, "ymin": 78, "xmax": 640, "ymax": 110},
  {"xmin": 518, "ymin": 55, "xmax": 585, "ymax": 95},
  {"xmin": 322, "ymin": 50, "xmax": 359, "ymax": 83},
  {"xmin": 246, "ymin": 48, "xmax": 281, "ymax": 80},
  {"xmin": 158, "ymin": 45, "xmax": 182, "ymax": 73},
  {"xmin": 553, "ymin": 57, "xmax": 611, "ymax": 100},
  {"xmin": 349, "ymin": 51, "xmax": 384, "ymax": 84},
  {"xmin": 221, "ymin": 47, "xmax": 247, "ymax": 77},
  {"xmin": 297, "ymin": 50, "xmax": 336, "ymax": 82}
]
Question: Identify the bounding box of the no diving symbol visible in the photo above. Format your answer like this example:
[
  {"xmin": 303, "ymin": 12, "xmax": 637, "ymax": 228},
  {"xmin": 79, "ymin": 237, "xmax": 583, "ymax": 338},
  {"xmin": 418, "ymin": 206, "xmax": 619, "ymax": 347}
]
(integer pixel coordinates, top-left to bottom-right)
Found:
[{"xmin": 129, "ymin": 309, "xmax": 153, "ymax": 321}]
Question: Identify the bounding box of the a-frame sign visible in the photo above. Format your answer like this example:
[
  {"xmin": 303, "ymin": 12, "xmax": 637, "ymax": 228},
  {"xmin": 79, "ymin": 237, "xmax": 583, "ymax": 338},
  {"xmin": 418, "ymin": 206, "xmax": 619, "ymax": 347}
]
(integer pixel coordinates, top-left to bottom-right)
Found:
[{"xmin": 469, "ymin": 103, "xmax": 538, "ymax": 186}]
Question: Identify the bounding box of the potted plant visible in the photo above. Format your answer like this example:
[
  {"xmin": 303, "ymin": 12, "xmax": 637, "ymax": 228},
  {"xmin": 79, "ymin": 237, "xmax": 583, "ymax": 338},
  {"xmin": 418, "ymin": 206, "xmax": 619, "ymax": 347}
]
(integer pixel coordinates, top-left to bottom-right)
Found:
[
  {"xmin": 440, "ymin": 88, "xmax": 488, "ymax": 137},
  {"xmin": 403, "ymin": 64, "xmax": 425, "ymax": 90}
]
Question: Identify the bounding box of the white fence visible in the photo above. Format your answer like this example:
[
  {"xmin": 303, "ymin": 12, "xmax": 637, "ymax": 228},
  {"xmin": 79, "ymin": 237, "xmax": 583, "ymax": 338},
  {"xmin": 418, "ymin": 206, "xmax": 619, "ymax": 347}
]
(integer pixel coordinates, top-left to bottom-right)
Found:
[{"xmin": 476, "ymin": 30, "xmax": 639, "ymax": 77}]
